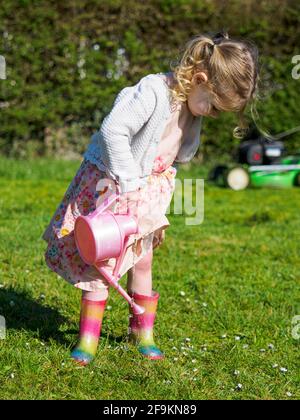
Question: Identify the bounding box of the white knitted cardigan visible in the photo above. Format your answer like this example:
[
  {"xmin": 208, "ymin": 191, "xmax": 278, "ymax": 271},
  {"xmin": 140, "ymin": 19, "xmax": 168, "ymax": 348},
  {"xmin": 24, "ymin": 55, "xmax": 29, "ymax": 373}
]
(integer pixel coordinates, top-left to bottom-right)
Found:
[{"xmin": 84, "ymin": 72, "xmax": 203, "ymax": 193}]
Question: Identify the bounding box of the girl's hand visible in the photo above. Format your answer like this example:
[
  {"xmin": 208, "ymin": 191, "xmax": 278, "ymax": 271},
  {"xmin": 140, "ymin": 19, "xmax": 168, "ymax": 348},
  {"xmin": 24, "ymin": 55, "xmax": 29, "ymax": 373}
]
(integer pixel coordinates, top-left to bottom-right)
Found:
[
  {"xmin": 116, "ymin": 188, "xmax": 142, "ymax": 218},
  {"xmin": 152, "ymin": 227, "xmax": 166, "ymax": 249},
  {"xmin": 121, "ymin": 189, "xmax": 141, "ymax": 203}
]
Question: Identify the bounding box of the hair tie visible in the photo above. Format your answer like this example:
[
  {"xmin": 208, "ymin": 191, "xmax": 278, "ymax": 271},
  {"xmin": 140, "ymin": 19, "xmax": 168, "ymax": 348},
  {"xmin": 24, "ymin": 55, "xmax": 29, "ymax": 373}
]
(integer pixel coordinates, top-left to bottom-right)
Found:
[
  {"xmin": 209, "ymin": 42, "xmax": 215, "ymax": 55},
  {"xmin": 212, "ymin": 31, "xmax": 229, "ymax": 45}
]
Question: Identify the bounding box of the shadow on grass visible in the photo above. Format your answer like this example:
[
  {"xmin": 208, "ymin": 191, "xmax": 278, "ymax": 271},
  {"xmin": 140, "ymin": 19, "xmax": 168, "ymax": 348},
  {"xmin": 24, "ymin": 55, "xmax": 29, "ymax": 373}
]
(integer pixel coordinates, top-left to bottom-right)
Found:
[
  {"xmin": 0, "ymin": 287, "xmax": 129, "ymax": 347},
  {"xmin": 0, "ymin": 287, "xmax": 72, "ymax": 346}
]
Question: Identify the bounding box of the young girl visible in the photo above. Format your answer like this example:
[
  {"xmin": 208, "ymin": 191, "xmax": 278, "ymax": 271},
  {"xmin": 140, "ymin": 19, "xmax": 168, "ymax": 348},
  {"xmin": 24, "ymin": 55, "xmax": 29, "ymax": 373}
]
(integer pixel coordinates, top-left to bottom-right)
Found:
[{"xmin": 42, "ymin": 31, "xmax": 259, "ymax": 366}]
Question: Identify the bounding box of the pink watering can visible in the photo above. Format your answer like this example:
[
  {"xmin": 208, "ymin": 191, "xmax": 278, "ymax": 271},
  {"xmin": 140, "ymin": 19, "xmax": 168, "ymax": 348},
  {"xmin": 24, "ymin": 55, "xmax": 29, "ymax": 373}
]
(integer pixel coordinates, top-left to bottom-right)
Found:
[{"xmin": 74, "ymin": 186, "xmax": 145, "ymax": 315}]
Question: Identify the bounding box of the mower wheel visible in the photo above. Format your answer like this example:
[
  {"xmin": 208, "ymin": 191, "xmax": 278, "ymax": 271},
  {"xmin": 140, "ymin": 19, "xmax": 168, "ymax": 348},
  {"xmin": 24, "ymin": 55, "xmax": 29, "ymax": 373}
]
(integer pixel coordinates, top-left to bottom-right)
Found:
[
  {"xmin": 226, "ymin": 167, "xmax": 250, "ymax": 191},
  {"xmin": 295, "ymin": 172, "xmax": 300, "ymax": 187}
]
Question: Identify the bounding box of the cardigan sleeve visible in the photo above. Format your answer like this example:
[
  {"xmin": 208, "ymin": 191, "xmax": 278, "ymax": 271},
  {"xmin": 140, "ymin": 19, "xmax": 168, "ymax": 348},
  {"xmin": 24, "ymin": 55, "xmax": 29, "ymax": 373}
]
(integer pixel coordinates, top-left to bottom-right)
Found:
[{"xmin": 98, "ymin": 78, "xmax": 157, "ymax": 193}]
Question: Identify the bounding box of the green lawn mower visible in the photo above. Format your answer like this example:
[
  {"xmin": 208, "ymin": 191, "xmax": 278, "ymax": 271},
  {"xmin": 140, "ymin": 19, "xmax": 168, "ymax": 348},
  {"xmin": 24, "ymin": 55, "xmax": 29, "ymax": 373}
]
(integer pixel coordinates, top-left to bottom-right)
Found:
[{"xmin": 209, "ymin": 125, "xmax": 300, "ymax": 191}]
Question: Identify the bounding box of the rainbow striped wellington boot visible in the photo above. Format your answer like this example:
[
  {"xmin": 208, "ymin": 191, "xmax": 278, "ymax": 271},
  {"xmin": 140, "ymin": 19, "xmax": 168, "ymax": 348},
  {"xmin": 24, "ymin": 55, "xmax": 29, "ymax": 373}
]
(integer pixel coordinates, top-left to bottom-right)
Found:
[
  {"xmin": 71, "ymin": 297, "xmax": 107, "ymax": 366},
  {"xmin": 128, "ymin": 291, "xmax": 164, "ymax": 360}
]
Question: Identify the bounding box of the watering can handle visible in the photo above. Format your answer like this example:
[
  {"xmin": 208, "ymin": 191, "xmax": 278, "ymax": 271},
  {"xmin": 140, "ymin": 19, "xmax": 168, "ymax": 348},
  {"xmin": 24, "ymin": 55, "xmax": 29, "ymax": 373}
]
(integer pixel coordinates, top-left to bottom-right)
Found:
[
  {"xmin": 93, "ymin": 182, "xmax": 122, "ymax": 216},
  {"xmin": 93, "ymin": 181, "xmax": 139, "ymax": 277}
]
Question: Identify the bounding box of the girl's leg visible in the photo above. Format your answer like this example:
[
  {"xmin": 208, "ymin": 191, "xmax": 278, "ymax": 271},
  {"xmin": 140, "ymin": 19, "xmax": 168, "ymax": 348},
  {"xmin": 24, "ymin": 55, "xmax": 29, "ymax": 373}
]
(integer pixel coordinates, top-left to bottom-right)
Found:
[
  {"xmin": 127, "ymin": 247, "xmax": 153, "ymax": 297},
  {"xmin": 126, "ymin": 247, "xmax": 164, "ymax": 359},
  {"xmin": 71, "ymin": 288, "xmax": 108, "ymax": 366},
  {"xmin": 82, "ymin": 289, "xmax": 108, "ymax": 301}
]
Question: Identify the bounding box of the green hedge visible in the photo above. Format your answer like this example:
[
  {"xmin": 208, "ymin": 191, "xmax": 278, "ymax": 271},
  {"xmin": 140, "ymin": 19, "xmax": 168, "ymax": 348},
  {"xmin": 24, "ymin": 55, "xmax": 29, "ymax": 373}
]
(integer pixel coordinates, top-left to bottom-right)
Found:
[{"xmin": 0, "ymin": 0, "xmax": 299, "ymax": 160}]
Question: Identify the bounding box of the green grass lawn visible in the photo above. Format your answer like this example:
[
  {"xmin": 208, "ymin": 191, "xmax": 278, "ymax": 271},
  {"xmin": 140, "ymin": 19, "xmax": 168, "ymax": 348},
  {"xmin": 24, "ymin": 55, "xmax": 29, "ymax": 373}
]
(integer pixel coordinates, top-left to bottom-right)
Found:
[{"xmin": 0, "ymin": 157, "xmax": 299, "ymax": 400}]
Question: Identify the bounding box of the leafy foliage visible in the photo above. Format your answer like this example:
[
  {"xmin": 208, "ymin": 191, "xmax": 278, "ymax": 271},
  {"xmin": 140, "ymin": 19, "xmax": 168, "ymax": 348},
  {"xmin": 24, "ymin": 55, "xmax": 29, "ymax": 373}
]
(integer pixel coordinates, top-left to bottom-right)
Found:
[{"xmin": 0, "ymin": 0, "xmax": 299, "ymax": 160}]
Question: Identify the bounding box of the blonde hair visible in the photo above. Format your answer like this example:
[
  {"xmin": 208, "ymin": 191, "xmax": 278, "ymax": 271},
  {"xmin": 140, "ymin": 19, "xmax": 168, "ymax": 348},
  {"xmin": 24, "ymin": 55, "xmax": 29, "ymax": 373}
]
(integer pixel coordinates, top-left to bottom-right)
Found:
[{"xmin": 168, "ymin": 31, "xmax": 260, "ymax": 139}]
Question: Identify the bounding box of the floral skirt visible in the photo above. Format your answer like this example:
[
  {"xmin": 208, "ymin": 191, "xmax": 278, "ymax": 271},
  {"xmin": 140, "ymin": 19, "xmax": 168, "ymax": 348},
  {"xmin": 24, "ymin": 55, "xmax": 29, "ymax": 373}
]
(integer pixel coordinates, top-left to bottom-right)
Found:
[{"xmin": 42, "ymin": 158, "xmax": 177, "ymax": 292}]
